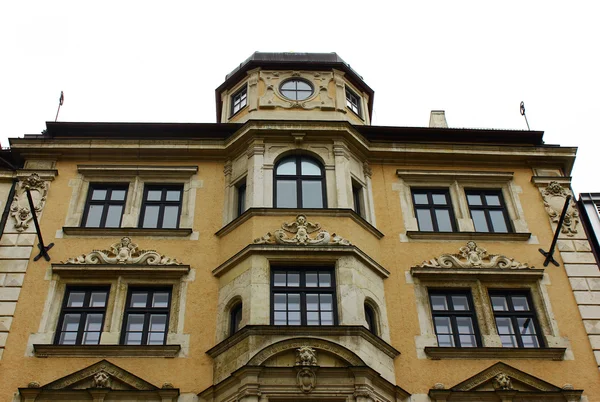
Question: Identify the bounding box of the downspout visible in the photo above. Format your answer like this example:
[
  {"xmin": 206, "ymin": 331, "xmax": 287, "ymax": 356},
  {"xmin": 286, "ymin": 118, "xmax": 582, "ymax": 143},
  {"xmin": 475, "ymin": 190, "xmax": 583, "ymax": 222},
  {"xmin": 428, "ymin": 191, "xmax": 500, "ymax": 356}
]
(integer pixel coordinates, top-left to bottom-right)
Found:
[{"xmin": 0, "ymin": 178, "xmax": 17, "ymax": 241}]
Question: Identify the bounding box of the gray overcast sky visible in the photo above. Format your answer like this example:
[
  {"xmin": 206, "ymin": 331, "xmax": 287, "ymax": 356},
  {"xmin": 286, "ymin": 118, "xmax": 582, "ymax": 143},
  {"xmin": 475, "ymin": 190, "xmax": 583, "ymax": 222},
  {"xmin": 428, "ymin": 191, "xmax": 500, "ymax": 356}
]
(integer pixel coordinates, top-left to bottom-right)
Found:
[{"xmin": 2, "ymin": 1, "xmax": 599, "ymax": 193}]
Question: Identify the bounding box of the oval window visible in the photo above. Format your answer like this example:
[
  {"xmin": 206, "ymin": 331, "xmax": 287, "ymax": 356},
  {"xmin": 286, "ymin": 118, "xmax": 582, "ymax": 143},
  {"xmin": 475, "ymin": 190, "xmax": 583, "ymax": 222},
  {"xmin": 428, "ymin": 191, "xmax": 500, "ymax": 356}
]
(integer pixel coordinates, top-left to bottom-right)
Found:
[{"xmin": 280, "ymin": 79, "xmax": 314, "ymax": 101}]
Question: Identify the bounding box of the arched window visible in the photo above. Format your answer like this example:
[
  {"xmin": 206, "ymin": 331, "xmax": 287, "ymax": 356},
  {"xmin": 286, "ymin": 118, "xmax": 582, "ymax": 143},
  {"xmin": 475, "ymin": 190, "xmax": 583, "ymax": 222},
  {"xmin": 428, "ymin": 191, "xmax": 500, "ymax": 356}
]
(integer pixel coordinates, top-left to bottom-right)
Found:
[
  {"xmin": 230, "ymin": 302, "xmax": 243, "ymax": 336},
  {"xmin": 274, "ymin": 155, "xmax": 326, "ymax": 208},
  {"xmin": 364, "ymin": 303, "xmax": 378, "ymax": 335}
]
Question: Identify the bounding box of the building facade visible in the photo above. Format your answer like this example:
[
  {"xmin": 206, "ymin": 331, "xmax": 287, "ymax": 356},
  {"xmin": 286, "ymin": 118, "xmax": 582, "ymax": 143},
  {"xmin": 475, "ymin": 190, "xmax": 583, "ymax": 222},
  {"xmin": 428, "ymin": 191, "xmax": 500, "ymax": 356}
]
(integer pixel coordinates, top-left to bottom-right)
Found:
[{"xmin": 0, "ymin": 52, "xmax": 598, "ymax": 401}]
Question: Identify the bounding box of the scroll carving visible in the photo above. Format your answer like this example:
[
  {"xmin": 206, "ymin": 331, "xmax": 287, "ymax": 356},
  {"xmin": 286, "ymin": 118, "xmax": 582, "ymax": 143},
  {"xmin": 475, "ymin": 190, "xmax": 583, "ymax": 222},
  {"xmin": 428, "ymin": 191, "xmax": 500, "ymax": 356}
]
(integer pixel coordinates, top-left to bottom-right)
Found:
[
  {"xmin": 10, "ymin": 173, "xmax": 48, "ymax": 232},
  {"xmin": 63, "ymin": 237, "xmax": 182, "ymax": 265},
  {"xmin": 417, "ymin": 241, "xmax": 530, "ymax": 269},
  {"xmin": 253, "ymin": 215, "xmax": 350, "ymax": 246},
  {"xmin": 542, "ymin": 181, "xmax": 579, "ymax": 236}
]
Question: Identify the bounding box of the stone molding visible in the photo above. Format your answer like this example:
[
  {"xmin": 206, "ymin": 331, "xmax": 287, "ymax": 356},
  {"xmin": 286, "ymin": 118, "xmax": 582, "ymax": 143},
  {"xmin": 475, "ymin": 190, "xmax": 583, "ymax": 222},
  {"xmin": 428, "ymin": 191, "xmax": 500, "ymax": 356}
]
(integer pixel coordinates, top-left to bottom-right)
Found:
[
  {"xmin": 406, "ymin": 231, "xmax": 531, "ymax": 241},
  {"xmin": 61, "ymin": 237, "xmax": 182, "ymax": 265},
  {"xmin": 397, "ymin": 169, "xmax": 514, "ymax": 182},
  {"xmin": 253, "ymin": 215, "xmax": 350, "ymax": 246},
  {"xmin": 33, "ymin": 344, "xmax": 181, "ymax": 358},
  {"xmin": 415, "ymin": 241, "xmax": 531, "ymax": 269},
  {"xmin": 541, "ymin": 181, "xmax": 580, "ymax": 237},
  {"xmin": 10, "ymin": 173, "xmax": 48, "ymax": 233},
  {"xmin": 61, "ymin": 227, "xmax": 193, "ymax": 237},
  {"xmin": 51, "ymin": 264, "xmax": 190, "ymax": 279},
  {"xmin": 424, "ymin": 346, "xmax": 566, "ymax": 360},
  {"xmin": 77, "ymin": 164, "xmax": 198, "ymax": 178}
]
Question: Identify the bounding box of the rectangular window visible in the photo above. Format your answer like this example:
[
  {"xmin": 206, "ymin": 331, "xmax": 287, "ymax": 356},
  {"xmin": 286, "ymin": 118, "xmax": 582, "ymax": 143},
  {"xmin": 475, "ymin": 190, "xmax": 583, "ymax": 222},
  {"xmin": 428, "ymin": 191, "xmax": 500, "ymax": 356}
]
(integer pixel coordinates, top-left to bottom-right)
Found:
[
  {"xmin": 231, "ymin": 86, "xmax": 247, "ymax": 116},
  {"xmin": 55, "ymin": 287, "xmax": 109, "ymax": 345},
  {"xmin": 237, "ymin": 181, "xmax": 247, "ymax": 217},
  {"xmin": 352, "ymin": 183, "xmax": 363, "ymax": 217},
  {"xmin": 82, "ymin": 184, "xmax": 128, "ymax": 228},
  {"xmin": 429, "ymin": 290, "xmax": 480, "ymax": 347},
  {"xmin": 345, "ymin": 88, "xmax": 361, "ymax": 116},
  {"xmin": 271, "ymin": 268, "xmax": 336, "ymax": 326},
  {"xmin": 412, "ymin": 189, "xmax": 455, "ymax": 232},
  {"xmin": 121, "ymin": 288, "xmax": 171, "ymax": 345},
  {"xmin": 139, "ymin": 185, "xmax": 183, "ymax": 229},
  {"xmin": 466, "ymin": 190, "xmax": 512, "ymax": 233},
  {"xmin": 490, "ymin": 291, "xmax": 543, "ymax": 348}
]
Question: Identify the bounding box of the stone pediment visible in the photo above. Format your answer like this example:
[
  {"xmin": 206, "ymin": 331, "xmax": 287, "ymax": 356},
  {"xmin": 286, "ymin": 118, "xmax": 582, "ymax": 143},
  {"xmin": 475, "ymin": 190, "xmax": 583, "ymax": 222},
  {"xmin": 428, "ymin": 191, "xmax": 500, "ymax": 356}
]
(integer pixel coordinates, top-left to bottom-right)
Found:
[
  {"xmin": 62, "ymin": 237, "xmax": 182, "ymax": 265},
  {"xmin": 253, "ymin": 215, "xmax": 350, "ymax": 246},
  {"xmin": 416, "ymin": 241, "xmax": 530, "ymax": 269},
  {"xmin": 429, "ymin": 362, "xmax": 582, "ymax": 401}
]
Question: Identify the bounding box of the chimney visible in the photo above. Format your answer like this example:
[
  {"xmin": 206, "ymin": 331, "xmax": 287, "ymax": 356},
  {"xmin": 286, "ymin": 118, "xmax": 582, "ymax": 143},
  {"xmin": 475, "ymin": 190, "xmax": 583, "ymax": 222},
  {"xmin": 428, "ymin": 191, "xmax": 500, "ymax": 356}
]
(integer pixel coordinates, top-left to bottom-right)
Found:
[{"xmin": 429, "ymin": 110, "xmax": 448, "ymax": 128}]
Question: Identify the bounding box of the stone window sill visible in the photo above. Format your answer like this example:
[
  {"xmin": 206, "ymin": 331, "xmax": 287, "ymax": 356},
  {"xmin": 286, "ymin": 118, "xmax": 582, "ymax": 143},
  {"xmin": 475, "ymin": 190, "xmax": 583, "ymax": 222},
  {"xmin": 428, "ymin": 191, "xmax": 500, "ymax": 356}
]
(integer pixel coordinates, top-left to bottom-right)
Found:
[
  {"xmin": 424, "ymin": 346, "xmax": 565, "ymax": 360},
  {"xmin": 33, "ymin": 344, "xmax": 181, "ymax": 358},
  {"xmin": 406, "ymin": 231, "xmax": 531, "ymax": 241},
  {"xmin": 62, "ymin": 227, "xmax": 193, "ymax": 237}
]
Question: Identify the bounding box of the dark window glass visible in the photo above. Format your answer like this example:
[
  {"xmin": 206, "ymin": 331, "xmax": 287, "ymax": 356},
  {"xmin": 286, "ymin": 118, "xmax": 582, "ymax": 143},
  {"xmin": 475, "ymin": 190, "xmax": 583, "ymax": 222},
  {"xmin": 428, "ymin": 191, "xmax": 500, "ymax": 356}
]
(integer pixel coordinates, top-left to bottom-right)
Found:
[
  {"xmin": 490, "ymin": 291, "xmax": 543, "ymax": 348},
  {"xmin": 364, "ymin": 304, "xmax": 377, "ymax": 335},
  {"xmin": 55, "ymin": 287, "xmax": 109, "ymax": 345},
  {"xmin": 274, "ymin": 156, "xmax": 326, "ymax": 208},
  {"xmin": 82, "ymin": 185, "xmax": 128, "ymax": 228},
  {"xmin": 353, "ymin": 184, "xmax": 363, "ymax": 217},
  {"xmin": 139, "ymin": 185, "xmax": 183, "ymax": 229},
  {"xmin": 237, "ymin": 181, "xmax": 247, "ymax": 217},
  {"xmin": 231, "ymin": 86, "xmax": 247, "ymax": 116},
  {"xmin": 230, "ymin": 303, "xmax": 243, "ymax": 336},
  {"xmin": 271, "ymin": 268, "xmax": 336, "ymax": 326},
  {"xmin": 466, "ymin": 190, "xmax": 512, "ymax": 233},
  {"xmin": 121, "ymin": 288, "xmax": 171, "ymax": 345},
  {"xmin": 412, "ymin": 189, "xmax": 455, "ymax": 232},
  {"xmin": 429, "ymin": 290, "xmax": 480, "ymax": 347},
  {"xmin": 280, "ymin": 79, "xmax": 314, "ymax": 101},
  {"xmin": 346, "ymin": 88, "xmax": 361, "ymax": 116}
]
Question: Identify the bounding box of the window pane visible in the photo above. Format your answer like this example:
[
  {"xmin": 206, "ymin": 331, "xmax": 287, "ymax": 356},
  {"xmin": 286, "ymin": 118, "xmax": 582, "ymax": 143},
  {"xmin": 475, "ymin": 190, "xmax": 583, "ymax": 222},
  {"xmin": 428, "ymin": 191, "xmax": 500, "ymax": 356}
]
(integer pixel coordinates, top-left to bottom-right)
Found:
[
  {"xmin": 451, "ymin": 295, "xmax": 469, "ymax": 311},
  {"xmin": 131, "ymin": 293, "xmax": 148, "ymax": 308},
  {"xmin": 307, "ymin": 311, "xmax": 319, "ymax": 325},
  {"xmin": 302, "ymin": 181, "xmax": 324, "ymax": 208},
  {"xmin": 489, "ymin": 210, "xmax": 508, "ymax": 233},
  {"xmin": 306, "ymin": 273, "xmax": 318, "ymax": 287},
  {"xmin": 276, "ymin": 159, "xmax": 296, "ymax": 175},
  {"xmin": 105, "ymin": 205, "xmax": 123, "ymax": 228},
  {"xmin": 512, "ymin": 296, "xmax": 530, "ymax": 311},
  {"xmin": 467, "ymin": 194, "xmax": 482, "ymax": 205},
  {"xmin": 281, "ymin": 81, "xmax": 295, "ymax": 90},
  {"xmin": 288, "ymin": 311, "xmax": 301, "ymax": 325},
  {"xmin": 274, "ymin": 294, "xmax": 286, "ymax": 310},
  {"xmin": 125, "ymin": 332, "xmax": 142, "ymax": 345},
  {"xmin": 485, "ymin": 194, "xmax": 501, "ymax": 206},
  {"xmin": 274, "ymin": 273, "xmax": 286, "ymax": 286},
  {"xmin": 148, "ymin": 332, "xmax": 165, "ymax": 345},
  {"xmin": 432, "ymin": 194, "xmax": 447, "ymax": 205},
  {"xmin": 495, "ymin": 317, "xmax": 515, "ymax": 334},
  {"xmin": 517, "ymin": 318, "xmax": 536, "ymax": 335},
  {"xmin": 491, "ymin": 296, "xmax": 509, "ymax": 311},
  {"xmin": 471, "ymin": 210, "xmax": 489, "ymax": 232},
  {"xmin": 59, "ymin": 331, "xmax": 77, "ymax": 345},
  {"xmin": 142, "ymin": 205, "xmax": 160, "ymax": 228},
  {"xmin": 166, "ymin": 190, "xmax": 181, "ymax": 201},
  {"xmin": 413, "ymin": 193, "xmax": 428, "ymax": 205},
  {"xmin": 162, "ymin": 206, "xmax": 179, "ymax": 228},
  {"xmin": 301, "ymin": 159, "xmax": 321, "ymax": 175},
  {"xmin": 67, "ymin": 292, "xmax": 85, "ymax": 307},
  {"xmin": 84, "ymin": 205, "xmax": 103, "ymax": 227},
  {"xmin": 459, "ymin": 334, "xmax": 477, "ymax": 347},
  {"xmin": 430, "ymin": 295, "xmax": 448, "ymax": 311},
  {"xmin": 306, "ymin": 294, "xmax": 318, "ymax": 311},
  {"xmin": 287, "ymin": 273, "xmax": 300, "ymax": 287},
  {"xmin": 147, "ymin": 190, "xmax": 162, "ymax": 201},
  {"xmin": 437, "ymin": 334, "xmax": 454, "ymax": 347},
  {"xmin": 126, "ymin": 314, "xmax": 145, "ymax": 332},
  {"xmin": 274, "ymin": 311, "xmax": 287, "ymax": 325},
  {"xmin": 297, "ymin": 81, "xmax": 311, "ymax": 91},
  {"xmin": 82, "ymin": 331, "xmax": 99, "ymax": 345},
  {"xmin": 62, "ymin": 314, "xmax": 81, "ymax": 332},
  {"xmin": 521, "ymin": 335, "xmax": 540, "ymax": 348},
  {"xmin": 152, "ymin": 293, "xmax": 169, "ymax": 308},
  {"xmin": 435, "ymin": 210, "xmax": 453, "ymax": 232},
  {"xmin": 90, "ymin": 292, "xmax": 107, "ymax": 307},
  {"xmin": 91, "ymin": 189, "xmax": 107, "ymax": 200},
  {"xmin": 319, "ymin": 272, "xmax": 331, "ymax": 287},
  {"xmin": 149, "ymin": 314, "xmax": 167, "ymax": 332},
  {"xmin": 434, "ymin": 317, "xmax": 453, "ymax": 334},
  {"xmin": 320, "ymin": 311, "xmax": 333, "ymax": 325},
  {"xmin": 281, "ymin": 90, "xmax": 297, "ymax": 100},
  {"xmin": 287, "ymin": 294, "xmax": 300, "ymax": 311},
  {"xmin": 111, "ymin": 190, "xmax": 126, "ymax": 201},
  {"xmin": 276, "ymin": 180, "xmax": 297, "ymax": 208},
  {"xmin": 416, "ymin": 209, "xmax": 434, "ymax": 231},
  {"xmin": 456, "ymin": 317, "xmax": 475, "ymax": 334},
  {"xmin": 320, "ymin": 294, "xmax": 333, "ymax": 311},
  {"xmin": 500, "ymin": 335, "xmax": 518, "ymax": 347}
]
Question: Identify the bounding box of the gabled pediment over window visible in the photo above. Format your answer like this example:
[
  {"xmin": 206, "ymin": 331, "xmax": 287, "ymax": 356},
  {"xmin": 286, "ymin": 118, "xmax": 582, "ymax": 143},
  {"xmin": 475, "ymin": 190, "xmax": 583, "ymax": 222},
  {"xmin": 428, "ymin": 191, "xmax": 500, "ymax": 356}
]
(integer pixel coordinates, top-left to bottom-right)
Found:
[
  {"xmin": 19, "ymin": 360, "xmax": 179, "ymax": 402},
  {"xmin": 428, "ymin": 362, "xmax": 582, "ymax": 401}
]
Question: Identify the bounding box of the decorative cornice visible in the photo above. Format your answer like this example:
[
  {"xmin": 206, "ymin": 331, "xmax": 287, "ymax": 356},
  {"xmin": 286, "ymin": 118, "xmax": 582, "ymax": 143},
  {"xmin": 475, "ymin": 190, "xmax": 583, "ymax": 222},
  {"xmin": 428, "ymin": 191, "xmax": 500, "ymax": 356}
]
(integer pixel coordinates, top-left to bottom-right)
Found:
[
  {"xmin": 415, "ymin": 241, "xmax": 531, "ymax": 269},
  {"xmin": 62, "ymin": 227, "xmax": 193, "ymax": 237},
  {"xmin": 396, "ymin": 169, "xmax": 514, "ymax": 182},
  {"xmin": 51, "ymin": 264, "xmax": 190, "ymax": 279},
  {"xmin": 61, "ymin": 237, "xmax": 182, "ymax": 265},
  {"xmin": 424, "ymin": 347, "xmax": 565, "ymax": 361},
  {"xmin": 33, "ymin": 344, "xmax": 181, "ymax": 358},
  {"xmin": 77, "ymin": 165, "xmax": 198, "ymax": 178},
  {"xmin": 406, "ymin": 231, "xmax": 531, "ymax": 242},
  {"xmin": 253, "ymin": 215, "xmax": 351, "ymax": 246}
]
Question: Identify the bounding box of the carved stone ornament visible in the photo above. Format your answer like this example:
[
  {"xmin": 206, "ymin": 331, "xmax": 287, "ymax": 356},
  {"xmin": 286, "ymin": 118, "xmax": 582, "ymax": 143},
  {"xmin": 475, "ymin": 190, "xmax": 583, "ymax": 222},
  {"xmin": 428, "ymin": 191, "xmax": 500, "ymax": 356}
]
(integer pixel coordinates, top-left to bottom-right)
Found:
[
  {"xmin": 62, "ymin": 237, "xmax": 182, "ymax": 265},
  {"xmin": 433, "ymin": 383, "xmax": 446, "ymax": 390},
  {"xmin": 295, "ymin": 346, "xmax": 318, "ymax": 366},
  {"xmin": 296, "ymin": 367, "xmax": 316, "ymax": 393},
  {"xmin": 492, "ymin": 373, "xmax": 513, "ymax": 390},
  {"xmin": 92, "ymin": 371, "xmax": 111, "ymax": 389},
  {"xmin": 253, "ymin": 215, "xmax": 351, "ymax": 246},
  {"xmin": 27, "ymin": 382, "xmax": 41, "ymax": 388},
  {"xmin": 542, "ymin": 181, "xmax": 579, "ymax": 236},
  {"xmin": 10, "ymin": 173, "xmax": 48, "ymax": 232},
  {"xmin": 417, "ymin": 241, "xmax": 530, "ymax": 269}
]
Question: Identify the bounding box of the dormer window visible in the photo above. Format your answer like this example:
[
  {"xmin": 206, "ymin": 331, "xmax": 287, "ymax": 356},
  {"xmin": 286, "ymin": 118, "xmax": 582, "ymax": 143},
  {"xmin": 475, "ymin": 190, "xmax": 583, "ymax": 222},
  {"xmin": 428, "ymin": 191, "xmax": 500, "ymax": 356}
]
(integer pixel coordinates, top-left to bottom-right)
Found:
[
  {"xmin": 231, "ymin": 86, "xmax": 247, "ymax": 116},
  {"xmin": 280, "ymin": 79, "xmax": 313, "ymax": 101},
  {"xmin": 346, "ymin": 88, "xmax": 361, "ymax": 116}
]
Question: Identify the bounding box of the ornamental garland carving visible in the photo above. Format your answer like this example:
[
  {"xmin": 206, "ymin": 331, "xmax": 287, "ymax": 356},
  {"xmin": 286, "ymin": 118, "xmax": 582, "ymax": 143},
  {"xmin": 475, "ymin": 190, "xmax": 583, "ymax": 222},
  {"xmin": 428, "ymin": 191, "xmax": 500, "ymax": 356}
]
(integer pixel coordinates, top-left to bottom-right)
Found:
[
  {"xmin": 253, "ymin": 215, "xmax": 351, "ymax": 246},
  {"xmin": 417, "ymin": 241, "xmax": 530, "ymax": 269},
  {"xmin": 62, "ymin": 237, "xmax": 182, "ymax": 265},
  {"xmin": 10, "ymin": 173, "xmax": 48, "ymax": 232},
  {"xmin": 542, "ymin": 181, "xmax": 579, "ymax": 236}
]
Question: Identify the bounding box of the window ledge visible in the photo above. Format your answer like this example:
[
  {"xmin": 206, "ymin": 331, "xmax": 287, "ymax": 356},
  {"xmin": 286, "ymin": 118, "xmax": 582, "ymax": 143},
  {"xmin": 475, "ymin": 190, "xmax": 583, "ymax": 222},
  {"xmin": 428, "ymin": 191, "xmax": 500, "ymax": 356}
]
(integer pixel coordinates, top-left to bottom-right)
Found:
[
  {"xmin": 424, "ymin": 346, "xmax": 565, "ymax": 360},
  {"xmin": 33, "ymin": 344, "xmax": 181, "ymax": 358},
  {"xmin": 62, "ymin": 227, "xmax": 193, "ymax": 237},
  {"xmin": 406, "ymin": 231, "xmax": 531, "ymax": 241},
  {"xmin": 51, "ymin": 264, "xmax": 191, "ymax": 279}
]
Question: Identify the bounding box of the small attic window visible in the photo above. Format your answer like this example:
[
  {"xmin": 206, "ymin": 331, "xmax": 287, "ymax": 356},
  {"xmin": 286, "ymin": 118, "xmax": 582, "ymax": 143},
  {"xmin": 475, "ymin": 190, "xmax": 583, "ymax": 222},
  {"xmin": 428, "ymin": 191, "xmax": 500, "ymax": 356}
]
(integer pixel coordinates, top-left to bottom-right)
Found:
[
  {"xmin": 280, "ymin": 79, "xmax": 313, "ymax": 101},
  {"xmin": 231, "ymin": 86, "xmax": 247, "ymax": 116},
  {"xmin": 345, "ymin": 88, "xmax": 361, "ymax": 117}
]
